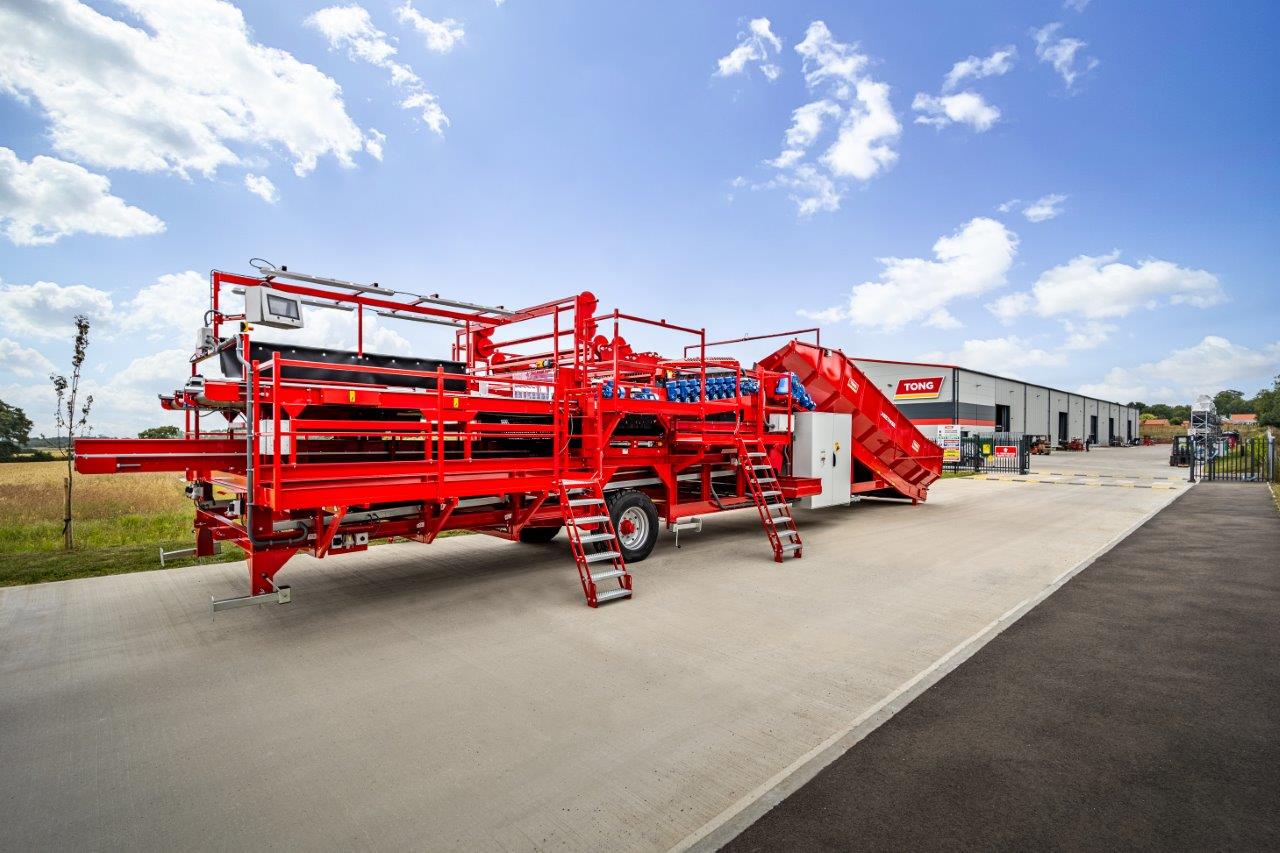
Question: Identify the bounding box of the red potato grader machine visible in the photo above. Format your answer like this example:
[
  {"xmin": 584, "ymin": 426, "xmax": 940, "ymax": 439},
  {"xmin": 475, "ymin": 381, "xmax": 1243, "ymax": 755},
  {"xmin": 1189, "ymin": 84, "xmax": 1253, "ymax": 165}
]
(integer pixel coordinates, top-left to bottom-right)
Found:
[{"xmin": 75, "ymin": 263, "xmax": 942, "ymax": 611}]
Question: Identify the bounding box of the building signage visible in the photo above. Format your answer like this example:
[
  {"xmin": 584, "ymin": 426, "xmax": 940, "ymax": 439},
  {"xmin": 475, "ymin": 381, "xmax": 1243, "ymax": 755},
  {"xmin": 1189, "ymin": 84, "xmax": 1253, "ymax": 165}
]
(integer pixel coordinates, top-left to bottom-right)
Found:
[
  {"xmin": 937, "ymin": 424, "xmax": 961, "ymax": 462},
  {"xmin": 994, "ymin": 444, "xmax": 1018, "ymax": 458},
  {"xmin": 894, "ymin": 376, "xmax": 944, "ymax": 400}
]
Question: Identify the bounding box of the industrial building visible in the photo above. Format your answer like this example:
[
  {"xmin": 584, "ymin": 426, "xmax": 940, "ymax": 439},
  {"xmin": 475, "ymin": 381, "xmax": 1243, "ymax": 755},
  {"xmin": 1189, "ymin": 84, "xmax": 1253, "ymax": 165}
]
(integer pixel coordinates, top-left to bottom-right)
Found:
[{"xmin": 850, "ymin": 357, "xmax": 1140, "ymax": 446}]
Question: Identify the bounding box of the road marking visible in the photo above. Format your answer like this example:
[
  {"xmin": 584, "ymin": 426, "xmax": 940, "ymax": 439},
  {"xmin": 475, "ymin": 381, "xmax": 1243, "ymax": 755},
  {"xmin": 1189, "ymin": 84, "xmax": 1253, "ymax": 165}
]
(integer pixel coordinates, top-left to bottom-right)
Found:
[
  {"xmin": 1038, "ymin": 471, "xmax": 1179, "ymax": 481},
  {"xmin": 974, "ymin": 476, "xmax": 1180, "ymax": 490}
]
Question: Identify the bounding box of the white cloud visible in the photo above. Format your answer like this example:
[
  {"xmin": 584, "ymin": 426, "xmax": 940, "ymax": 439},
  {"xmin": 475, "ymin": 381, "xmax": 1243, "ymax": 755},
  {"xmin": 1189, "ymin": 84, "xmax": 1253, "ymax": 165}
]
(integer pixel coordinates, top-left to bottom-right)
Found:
[
  {"xmin": 919, "ymin": 335, "xmax": 1064, "ymax": 376},
  {"xmin": 996, "ymin": 198, "xmax": 1020, "ymax": 213},
  {"xmin": 1021, "ymin": 252, "xmax": 1224, "ymax": 319},
  {"xmin": 915, "ymin": 45, "xmax": 1013, "ymax": 132},
  {"xmin": 1060, "ymin": 319, "xmax": 1116, "ymax": 350},
  {"xmin": 823, "ymin": 79, "xmax": 901, "ymax": 178},
  {"xmin": 0, "ymin": 338, "xmax": 57, "ymax": 379},
  {"xmin": 1064, "ymin": 0, "xmax": 1091, "ymax": 12},
  {"xmin": 1033, "ymin": 23, "xmax": 1098, "ymax": 89},
  {"xmin": 778, "ymin": 100, "xmax": 843, "ymax": 155},
  {"xmin": 0, "ymin": 147, "xmax": 164, "ymax": 246},
  {"xmin": 0, "ymin": 279, "xmax": 114, "ymax": 340},
  {"xmin": 912, "ymin": 91, "xmax": 1001, "ymax": 132},
  {"xmin": 114, "ymin": 271, "xmax": 210, "ymax": 342},
  {"xmin": 0, "ymin": 0, "xmax": 368, "ymax": 178},
  {"xmin": 757, "ymin": 164, "xmax": 841, "ymax": 217},
  {"xmin": 800, "ymin": 217, "xmax": 1018, "ymax": 331},
  {"xmin": 116, "ymin": 348, "xmax": 191, "ymax": 386},
  {"xmin": 746, "ymin": 21, "xmax": 900, "ymax": 216},
  {"xmin": 986, "ymin": 292, "xmax": 1033, "ymax": 325},
  {"xmin": 943, "ymin": 46, "xmax": 1016, "ymax": 92},
  {"xmin": 0, "ymin": 270, "xmax": 209, "ymax": 345},
  {"xmin": 394, "ymin": 2, "xmax": 464, "ymax": 53},
  {"xmin": 1079, "ymin": 337, "xmax": 1280, "ymax": 402},
  {"xmin": 364, "ymin": 128, "xmax": 387, "ymax": 161},
  {"xmin": 1023, "ymin": 192, "xmax": 1067, "ymax": 222},
  {"xmin": 715, "ymin": 17, "xmax": 783, "ymax": 81},
  {"xmin": 307, "ymin": 4, "xmax": 449, "ymax": 134},
  {"xmin": 244, "ymin": 174, "xmax": 279, "ymax": 204},
  {"xmin": 795, "ymin": 20, "xmax": 868, "ymax": 87}
]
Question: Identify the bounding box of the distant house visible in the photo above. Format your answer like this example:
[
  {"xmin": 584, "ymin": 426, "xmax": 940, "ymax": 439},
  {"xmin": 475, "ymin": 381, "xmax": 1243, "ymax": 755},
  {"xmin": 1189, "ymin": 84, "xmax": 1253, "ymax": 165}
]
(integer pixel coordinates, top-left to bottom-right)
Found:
[
  {"xmin": 1224, "ymin": 413, "xmax": 1257, "ymax": 424},
  {"xmin": 1142, "ymin": 418, "xmax": 1171, "ymax": 427}
]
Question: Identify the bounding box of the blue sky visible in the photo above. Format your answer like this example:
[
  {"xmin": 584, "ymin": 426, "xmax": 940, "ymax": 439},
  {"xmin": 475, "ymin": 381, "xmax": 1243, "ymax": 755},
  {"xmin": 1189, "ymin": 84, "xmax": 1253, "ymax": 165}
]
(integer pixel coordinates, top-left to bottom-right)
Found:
[{"xmin": 1, "ymin": 0, "xmax": 1278, "ymax": 434}]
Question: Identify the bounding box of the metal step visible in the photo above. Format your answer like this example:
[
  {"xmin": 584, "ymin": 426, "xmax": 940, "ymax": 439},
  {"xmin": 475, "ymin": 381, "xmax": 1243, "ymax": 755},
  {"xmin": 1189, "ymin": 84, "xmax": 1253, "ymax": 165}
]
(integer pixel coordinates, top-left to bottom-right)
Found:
[
  {"xmin": 568, "ymin": 498, "xmax": 603, "ymax": 507},
  {"xmin": 780, "ymin": 543, "xmax": 802, "ymax": 554},
  {"xmin": 577, "ymin": 532, "xmax": 616, "ymax": 544},
  {"xmin": 746, "ymin": 451, "xmax": 768, "ymax": 457},
  {"xmin": 571, "ymin": 514, "xmax": 610, "ymax": 524},
  {"xmin": 751, "ymin": 464, "xmax": 771, "ymax": 470},
  {"xmin": 584, "ymin": 550, "xmax": 623, "ymax": 563},
  {"xmin": 670, "ymin": 519, "xmax": 702, "ymax": 531},
  {"xmin": 589, "ymin": 568, "xmax": 627, "ymax": 582},
  {"xmin": 776, "ymin": 529, "xmax": 799, "ymax": 538},
  {"xmin": 757, "ymin": 476, "xmax": 777, "ymax": 483},
  {"xmin": 594, "ymin": 588, "xmax": 632, "ymax": 604},
  {"xmin": 760, "ymin": 490, "xmax": 781, "ymax": 497}
]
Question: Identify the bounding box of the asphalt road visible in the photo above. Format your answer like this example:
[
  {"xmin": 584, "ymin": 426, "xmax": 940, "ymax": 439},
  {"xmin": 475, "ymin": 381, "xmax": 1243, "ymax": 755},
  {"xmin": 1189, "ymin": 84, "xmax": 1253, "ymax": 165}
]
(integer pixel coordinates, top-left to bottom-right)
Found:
[{"xmin": 724, "ymin": 482, "xmax": 1280, "ymax": 852}]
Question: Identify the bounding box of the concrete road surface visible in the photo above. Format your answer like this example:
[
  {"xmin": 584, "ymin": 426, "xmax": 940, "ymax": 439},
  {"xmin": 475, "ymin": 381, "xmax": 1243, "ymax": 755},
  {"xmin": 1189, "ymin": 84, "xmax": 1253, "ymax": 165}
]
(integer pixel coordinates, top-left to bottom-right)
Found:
[{"xmin": 0, "ymin": 446, "xmax": 1185, "ymax": 850}]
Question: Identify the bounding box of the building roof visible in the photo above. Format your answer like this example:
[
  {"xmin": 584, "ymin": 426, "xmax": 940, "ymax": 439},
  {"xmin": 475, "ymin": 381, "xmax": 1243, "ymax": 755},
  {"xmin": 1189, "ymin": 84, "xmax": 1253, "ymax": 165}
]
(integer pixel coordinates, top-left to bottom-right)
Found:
[
  {"xmin": 1225, "ymin": 413, "xmax": 1258, "ymax": 422},
  {"xmin": 849, "ymin": 355, "xmax": 1139, "ymax": 411}
]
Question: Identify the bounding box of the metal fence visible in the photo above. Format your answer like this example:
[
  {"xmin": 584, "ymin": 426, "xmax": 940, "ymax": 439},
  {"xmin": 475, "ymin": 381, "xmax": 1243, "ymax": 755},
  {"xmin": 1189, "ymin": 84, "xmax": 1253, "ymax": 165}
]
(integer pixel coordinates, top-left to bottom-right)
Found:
[
  {"xmin": 943, "ymin": 432, "xmax": 1030, "ymax": 475},
  {"xmin": 1188, "ymin": 432, "xmax": 1278, "ymax": 483}
]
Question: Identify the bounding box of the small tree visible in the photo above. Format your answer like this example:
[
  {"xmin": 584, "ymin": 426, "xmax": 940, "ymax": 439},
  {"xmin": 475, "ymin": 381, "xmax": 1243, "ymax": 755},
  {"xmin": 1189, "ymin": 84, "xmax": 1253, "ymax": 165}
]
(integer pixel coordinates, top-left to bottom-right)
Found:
[
  {"xmin": 1213, "ymin": 389, "xmax": 1248, "ymax": 417},
  {"xmin": 0, "ymin": 399, "xmax": 33, "ymax": 461},
  {"xmin": 49, "ymin": 315, "xmax": 94, "ymax": 550},
  {"xmin": 139, "ymin": 425, "xmax": 181, "ymax": 439}
]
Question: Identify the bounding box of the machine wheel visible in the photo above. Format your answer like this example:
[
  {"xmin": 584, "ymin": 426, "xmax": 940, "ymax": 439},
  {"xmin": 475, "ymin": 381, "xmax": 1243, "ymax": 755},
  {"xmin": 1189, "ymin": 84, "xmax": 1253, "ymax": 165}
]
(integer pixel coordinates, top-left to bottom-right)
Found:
[
  {"xmin": 603, "ymin": 489, "xmax": 659, "ymax": 563},
  {"xmin": 518, "ymin": 525, "xmax": 561, "ymax": 544}
]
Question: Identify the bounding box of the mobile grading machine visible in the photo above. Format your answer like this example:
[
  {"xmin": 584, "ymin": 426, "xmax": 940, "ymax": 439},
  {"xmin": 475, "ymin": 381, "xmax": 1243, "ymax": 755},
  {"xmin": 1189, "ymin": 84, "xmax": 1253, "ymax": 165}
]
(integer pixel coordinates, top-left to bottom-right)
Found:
[{"xmin": 74, "ymin": 263, "xmax": 942, "ymax": 611}]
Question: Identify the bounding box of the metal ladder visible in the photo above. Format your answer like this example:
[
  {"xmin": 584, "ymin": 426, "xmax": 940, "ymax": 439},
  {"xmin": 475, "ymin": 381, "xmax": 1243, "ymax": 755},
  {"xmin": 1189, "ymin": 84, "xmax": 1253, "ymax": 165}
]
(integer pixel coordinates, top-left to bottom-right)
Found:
[
  {"xmin": 736, "ymin": 438, "xmax": 802, "ymax": 562},
  {"xmin": 557, "ymin": 479, "xmax": 632, "ymax": 606}
]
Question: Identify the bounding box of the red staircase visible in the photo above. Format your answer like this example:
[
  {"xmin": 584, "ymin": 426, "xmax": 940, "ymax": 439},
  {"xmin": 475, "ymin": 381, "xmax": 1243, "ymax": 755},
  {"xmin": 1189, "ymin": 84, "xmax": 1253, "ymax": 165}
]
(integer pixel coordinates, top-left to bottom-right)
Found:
[{"xmin": 737, "ymin": 438, "xmax": 802, "ymax": 562}]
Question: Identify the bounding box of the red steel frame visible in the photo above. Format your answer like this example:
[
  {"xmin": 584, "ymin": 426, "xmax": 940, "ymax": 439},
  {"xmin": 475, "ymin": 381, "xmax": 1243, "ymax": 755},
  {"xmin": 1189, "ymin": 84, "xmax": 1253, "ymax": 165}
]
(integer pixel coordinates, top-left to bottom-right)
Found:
[{"xmin": 75, "ymin": 267, "xmax": 818, "ymax": 600}]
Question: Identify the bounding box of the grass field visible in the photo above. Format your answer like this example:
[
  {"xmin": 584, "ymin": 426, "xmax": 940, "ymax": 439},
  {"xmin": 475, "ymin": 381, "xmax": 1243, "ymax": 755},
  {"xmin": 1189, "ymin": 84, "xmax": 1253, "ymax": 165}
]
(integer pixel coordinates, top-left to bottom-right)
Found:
[{"xmin": 0, "ymin": 461, "xmax": 238, "ymax": 586}]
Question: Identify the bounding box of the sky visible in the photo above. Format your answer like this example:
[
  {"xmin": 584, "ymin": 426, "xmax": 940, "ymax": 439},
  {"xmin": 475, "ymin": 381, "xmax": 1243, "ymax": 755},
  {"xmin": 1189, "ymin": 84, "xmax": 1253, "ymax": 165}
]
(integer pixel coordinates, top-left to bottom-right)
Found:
[{"xmin": 1, "ymin": 0, "xmax": 1278, "ymax": 436}]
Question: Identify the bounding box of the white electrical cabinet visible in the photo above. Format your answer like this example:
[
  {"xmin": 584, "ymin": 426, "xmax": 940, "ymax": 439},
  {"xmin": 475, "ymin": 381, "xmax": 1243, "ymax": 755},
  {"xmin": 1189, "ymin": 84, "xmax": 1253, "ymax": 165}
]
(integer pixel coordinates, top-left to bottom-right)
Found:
[{"xmin": 792, "ymin": 411, "xmax": 853, "ymax": 509}]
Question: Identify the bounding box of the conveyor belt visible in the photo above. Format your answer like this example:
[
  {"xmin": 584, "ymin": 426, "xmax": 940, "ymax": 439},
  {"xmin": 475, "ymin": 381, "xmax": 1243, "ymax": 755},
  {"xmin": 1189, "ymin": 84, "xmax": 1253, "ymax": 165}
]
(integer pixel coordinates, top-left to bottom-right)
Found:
[{"xmin": 761, "ymin": 341, "xmax": 942, "ymax": 502}]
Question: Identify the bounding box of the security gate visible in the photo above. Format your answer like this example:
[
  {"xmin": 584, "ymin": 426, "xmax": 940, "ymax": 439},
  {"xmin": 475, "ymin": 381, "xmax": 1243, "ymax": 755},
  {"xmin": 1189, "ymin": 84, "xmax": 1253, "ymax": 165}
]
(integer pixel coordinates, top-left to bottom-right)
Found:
[
  {"xmin": 943, "ymin": 432, "xmax": 1030, "ymax": 475},
  {"xmin": 1192, "ymin": 433, "xmax": 1278, "ymax": 482}
]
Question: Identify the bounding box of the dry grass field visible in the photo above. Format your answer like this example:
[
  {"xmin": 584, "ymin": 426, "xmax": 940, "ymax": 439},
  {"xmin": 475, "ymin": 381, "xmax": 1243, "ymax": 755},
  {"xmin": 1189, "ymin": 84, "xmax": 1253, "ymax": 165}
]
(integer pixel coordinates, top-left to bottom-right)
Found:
[{"xmin": 0, "ymin": 460, "xmax": 235, "ymax": 586}]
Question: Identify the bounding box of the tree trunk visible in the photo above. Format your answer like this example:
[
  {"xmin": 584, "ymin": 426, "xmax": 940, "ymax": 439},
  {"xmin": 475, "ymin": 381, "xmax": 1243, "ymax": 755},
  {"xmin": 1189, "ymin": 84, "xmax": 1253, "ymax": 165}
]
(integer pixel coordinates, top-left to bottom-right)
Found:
[{"xmin": 63, "ymin": 464, "xmax": 74, "ymax": 551}]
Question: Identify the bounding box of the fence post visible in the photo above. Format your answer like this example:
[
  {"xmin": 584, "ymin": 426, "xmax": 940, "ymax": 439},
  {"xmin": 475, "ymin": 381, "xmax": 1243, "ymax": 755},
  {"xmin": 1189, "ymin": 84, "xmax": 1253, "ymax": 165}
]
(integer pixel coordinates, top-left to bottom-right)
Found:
[
  {"xmin": 1268, "ymin": 430, "xmax": 1276, "ymax": 483},
  {"xmin": 1188, "ymin": 436, "xmax": 1197, "ymax": 483}
]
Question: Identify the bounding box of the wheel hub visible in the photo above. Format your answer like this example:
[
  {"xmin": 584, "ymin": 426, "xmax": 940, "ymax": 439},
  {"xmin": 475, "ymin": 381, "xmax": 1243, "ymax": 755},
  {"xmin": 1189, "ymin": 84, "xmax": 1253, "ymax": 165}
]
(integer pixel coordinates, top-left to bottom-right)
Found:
[{"xmin": 617, "ymin": 507, "xmax": 648, "ymax": 551}]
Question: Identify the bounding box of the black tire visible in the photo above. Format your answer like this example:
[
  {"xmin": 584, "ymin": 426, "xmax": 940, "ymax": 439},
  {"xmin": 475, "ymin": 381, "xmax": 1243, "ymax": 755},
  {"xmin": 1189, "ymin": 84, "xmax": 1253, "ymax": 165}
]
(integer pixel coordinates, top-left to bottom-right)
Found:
[
  {"xmin": 518, "ymin": 525, "xmax": 561, "ymax": 544},
  {"xmin": 602, "ymin": 489, "xmax": 659, "ymax": 563}
]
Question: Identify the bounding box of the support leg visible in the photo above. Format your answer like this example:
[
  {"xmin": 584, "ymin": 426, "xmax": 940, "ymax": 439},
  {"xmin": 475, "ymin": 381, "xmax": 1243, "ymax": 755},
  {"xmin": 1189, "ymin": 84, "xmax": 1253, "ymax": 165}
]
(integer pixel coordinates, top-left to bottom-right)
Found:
[{"xmin": 250, "ymin": 547, "xmax": 297, "ymax": 596}]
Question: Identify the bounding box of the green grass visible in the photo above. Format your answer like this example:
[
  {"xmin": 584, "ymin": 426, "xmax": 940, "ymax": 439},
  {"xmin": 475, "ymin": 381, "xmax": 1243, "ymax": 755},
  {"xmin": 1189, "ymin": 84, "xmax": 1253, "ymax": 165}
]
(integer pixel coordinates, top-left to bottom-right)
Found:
[
  {"xmin": 939, "ymin": 470, "xmax": 979, "ymax": 479},
  {"xmin": 0, "ymin": 510, "xmax": 241, "ymax": 587},
  {"xmin": 0, "ymin": 458, "xmax": 475, "ymax": 586},
  {"xmin": 0, "ymin": 541, "xmax": 239, "ymax": 587}
]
